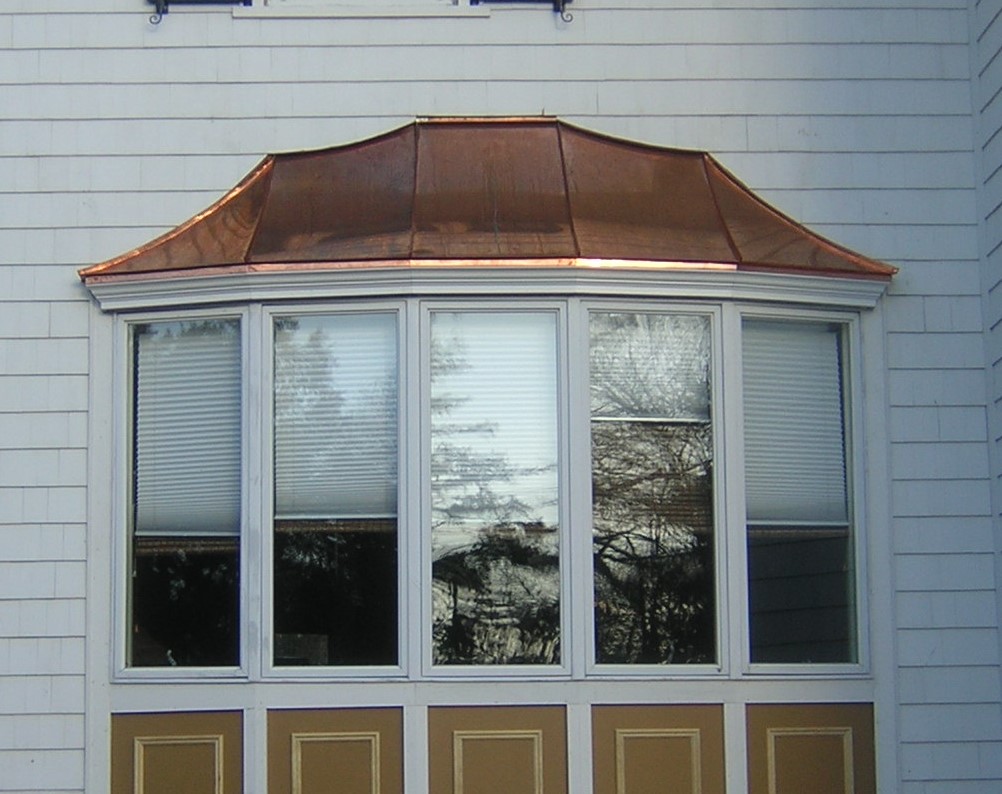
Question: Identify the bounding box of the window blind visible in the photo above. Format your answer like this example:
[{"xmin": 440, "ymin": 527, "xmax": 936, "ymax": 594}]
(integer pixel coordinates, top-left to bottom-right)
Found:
[
  {"xmin": 429, "ymin": 311, "xmax": 560, "ymax": 532},
  {"xmin": 133, "ymin": 319, "xmax": 242, "ymax": 536},
  {"xmin": 742, "ymin": 320, "xmax": 847, "ymax": 525},
  {"xmin": 273, "ymin": 313, "xmax": 398, "ymax": 520}
]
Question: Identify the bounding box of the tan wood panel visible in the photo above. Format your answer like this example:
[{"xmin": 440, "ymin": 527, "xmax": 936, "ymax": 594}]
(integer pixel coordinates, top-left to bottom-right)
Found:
[
  {"xmin": 110, "ymin": 711, "xmax": 242, "ymax": 794},
  {"xmin": 428, "ymin": 706, "xmax": 566, "ymax": 794},
  {"xmin": 592, "ymin": 705, "xmax": 724, "ymax": 794},
  {"xmin": 268, "ymin": 708, "xmax": 403, "ymax": 794},
  {"xmin": 747, "ymin": 703, "xmax": 875, "ymax": 794}
]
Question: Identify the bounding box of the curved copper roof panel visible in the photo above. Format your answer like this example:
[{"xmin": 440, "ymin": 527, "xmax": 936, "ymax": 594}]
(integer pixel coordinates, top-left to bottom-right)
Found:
[{"xmin": 80, "ymin": 118, "xmax": 895, "ymax": 282}]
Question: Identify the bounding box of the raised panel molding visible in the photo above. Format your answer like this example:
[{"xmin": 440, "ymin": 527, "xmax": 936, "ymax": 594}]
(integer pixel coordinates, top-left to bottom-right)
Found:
[
  {"xmin": 291, "ymin": 731, "xmax": 381, "ymax": 794},
  {"xmin": 268, "ymin": 708, "xmax": 402, "ymax": 794},
  {"xmin": 746, "ymin": 704, "xmax": 874, "ymax": 794},
  {"xmin": 452, "ymin": 729, "xmax": 544, "ymax": 794},
  {"xmin": 592, "ymin": 705, "xmax": 723, "ymax": 794},
  {"xmin": 134, "ymin": 734, "xmax": 224, "ymax": 794},
  {"xmin": 110, "ymin": 712, "xmax": 242, "ymax": 794},
  {"xmin": 766, "ymin": 727, "xmax": 854, "ymax": 794},
  {"xmin": 614, "ymin": 728, "xmax": 702, "ymax": 794},
  {"xmin": 428, "ymin": 706, "xmax": 567, "ymax": 794}
]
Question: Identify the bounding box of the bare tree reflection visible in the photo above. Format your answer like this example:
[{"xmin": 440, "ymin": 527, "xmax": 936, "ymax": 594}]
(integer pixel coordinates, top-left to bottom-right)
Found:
[
  {"xmin": 590, "ymin": 313, "xmax": 715, "ymax": 664},
  {"xmin": 430, "ymin": 315, "xmax": 560, "ymax": 665}
]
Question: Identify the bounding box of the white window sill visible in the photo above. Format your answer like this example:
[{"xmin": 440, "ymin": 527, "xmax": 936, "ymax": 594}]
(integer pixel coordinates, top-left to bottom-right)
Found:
[{"xmin": 234, "ymin": 1, "xmax": 491, "ymax": 18}]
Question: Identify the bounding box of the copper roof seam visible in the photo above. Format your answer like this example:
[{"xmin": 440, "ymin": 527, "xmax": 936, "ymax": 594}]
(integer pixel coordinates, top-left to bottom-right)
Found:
[
  {"xmin": 78, "ymin": 155, "xmax": 276, "ymax": 280},
  {"xmin": 705, "ymin": 156, "xmax": 896, "ymax": 279},
  {"xmin": 241, "ymin": 157, "xmax": 276, "ymax": 264},
  {"xmin": 701, "ymin": 153, "xmax": 742, "ymax": 266},
  {"xmin": 409, "ymin": 121, "xmax": 420, "ymax": 259},
  {"xmin": 554, "ymin": 122, "xmax": 581, "ymax": 259}
]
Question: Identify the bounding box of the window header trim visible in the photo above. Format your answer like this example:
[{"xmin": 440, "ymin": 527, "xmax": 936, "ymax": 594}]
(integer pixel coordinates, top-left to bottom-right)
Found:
[{"xmin": 85, "ymin": 265, "xmax": 890, "ymax": 313}]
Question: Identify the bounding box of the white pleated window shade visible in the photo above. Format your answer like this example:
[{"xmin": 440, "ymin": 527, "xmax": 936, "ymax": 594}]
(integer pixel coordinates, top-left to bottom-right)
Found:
[
  {"xmin": 273, "ymin": 313, "xmax": 398, "ymax": 520},
  {"xmin": 133, "ymin": 319, "xmax": 242, "ymax": 537},
  {"xmin": 742, "ymin": 320, "xmax": 848, "ymax": 525},
  {"xmin": 429, "ymin": 312, "xmax": 560, "ymax": 527}
]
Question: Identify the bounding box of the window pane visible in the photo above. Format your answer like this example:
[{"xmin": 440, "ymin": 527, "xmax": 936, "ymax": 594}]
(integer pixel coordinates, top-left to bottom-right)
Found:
[
  {"xmin": 590, "ymin": 312, "xmax": 715, "ymax": 665},
  {"xmin": 430, "ymin": 312, "xmax": 560, "ymax": 665},
  {"xmin": 133, "ymin": 320, "xmax": 242, "ymax": 536},
  {"xmin": 131, "ymin": 538, "xmax": 239, "ymax": 667},
  {"xmin": 273, "ymin": 313, "xmax": 398, "ymax": 666},
  {"xmin": 742, "ymin": 320, "xmax": 855, "ymax": 664},
  {"xmin": 130, "ymin": 319, "xmax": 241, "ymax": 667}
]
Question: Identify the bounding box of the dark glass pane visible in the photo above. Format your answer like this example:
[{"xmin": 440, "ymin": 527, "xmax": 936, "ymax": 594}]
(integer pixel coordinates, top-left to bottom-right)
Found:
[
  {"xmin": 748, "ymin": 527, "xmax": 854, "ymax": 663},
  {"xmin": 273, "ymin": 520, "xmax": 397, "ymax": 666},
  {"xmin": 590, "ymin": 312, "xmax": 716, "ymax": 665},
  {"xmin": 430, "ymin": 312, "xmax": 560, "ymax": 665},
  {"xmin": 130, "ymin": 537, "xmax": 239, "ymax": 667},
  {"xmin": 592, "ymin": 421, "xmax": 715, "ymax": 664}
]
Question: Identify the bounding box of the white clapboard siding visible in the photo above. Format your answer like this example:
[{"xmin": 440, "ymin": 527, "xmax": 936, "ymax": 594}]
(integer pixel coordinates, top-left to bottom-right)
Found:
[{"xmin": 1, "ymin": 1, "xmax": 1000, "ymax": 792}]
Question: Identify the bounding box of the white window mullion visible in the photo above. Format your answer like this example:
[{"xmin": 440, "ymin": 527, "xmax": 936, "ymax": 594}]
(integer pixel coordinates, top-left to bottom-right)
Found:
[
  {"xmin": 404, "ymin": 298, "xmax": 424, "ymax": 680},
  {"xmin": 246, "ymin": 303, "xmax": 265, "ymax": 682},
  {"xmin": 720, "ymin": 303, "xmax": 749, "ymax": 678},
  {"xmin": 565, "ymin": 299, "xmax": 592, "ymax": 680}
]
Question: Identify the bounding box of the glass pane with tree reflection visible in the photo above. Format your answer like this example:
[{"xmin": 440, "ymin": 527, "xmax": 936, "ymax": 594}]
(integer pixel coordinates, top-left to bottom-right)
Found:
[
  {"xmin": 590, "ymin": 312, "xmax": 715, "ymax": 664},
  {"xmin": 430, "ymin": 312, "xmax": 560, "ymax": 665},
  {"xmin": 272, "ymin": 314, "xmax": 398, "ymax": 666}
]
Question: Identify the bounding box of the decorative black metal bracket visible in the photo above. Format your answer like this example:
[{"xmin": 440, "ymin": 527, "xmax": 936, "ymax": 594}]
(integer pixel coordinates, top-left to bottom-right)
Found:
[
  {"xmin": 148, "ymin": 0, "xmax": 251, "ymax": 25},
  {"xmin": 470, "ymin": 0, "xmax": 573, "ymax": 23}
]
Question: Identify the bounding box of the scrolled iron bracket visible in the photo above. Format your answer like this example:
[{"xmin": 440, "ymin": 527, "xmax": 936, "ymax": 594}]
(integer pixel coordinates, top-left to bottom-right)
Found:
[
  {"xmin": 149, "ymin": 0, "xmax": 167, "ymax": 24},
  {"xmin": 147, "ymin": 0, "xmax": 251, "ymax": 25},
  {"xmin": 469, "ymin": 0, "xmax": 573, "ymax": 22}
]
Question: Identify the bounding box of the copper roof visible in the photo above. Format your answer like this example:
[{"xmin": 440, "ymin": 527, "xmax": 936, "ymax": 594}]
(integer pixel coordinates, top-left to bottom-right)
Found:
[{"xmin": 80, "ymin": 118, "xmax": 895, "ymax": 283}]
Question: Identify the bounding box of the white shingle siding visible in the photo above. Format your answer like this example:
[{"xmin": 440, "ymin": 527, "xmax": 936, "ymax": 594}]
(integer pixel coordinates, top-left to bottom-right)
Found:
[
  {"xmin": 975, "ymin": 5, "xmax": 1002, "ymax": 793},
  {"xmin": 1, "ymin": 1, "xmax": 1001, "ymax": 792}
]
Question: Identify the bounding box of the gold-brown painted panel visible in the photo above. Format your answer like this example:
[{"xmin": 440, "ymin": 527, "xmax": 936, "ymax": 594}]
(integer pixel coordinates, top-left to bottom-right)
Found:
[
  {"xmin": 747, "ymin": 704, "xmax": 875, "ymax": 794},
  {"xmin": 592, "ymin": 705, "xmax": 724, "ymax": 794},
  {"xmin": 268, "ymin": 708, "xmax": 402, "ymax": 794},
  {"xmin": 111, "ymin": 711, "xmax": 242, "ymax": 794},
  {"xmin": 428, "ymin": 706, "xmax": 566, "ymax": 794}
]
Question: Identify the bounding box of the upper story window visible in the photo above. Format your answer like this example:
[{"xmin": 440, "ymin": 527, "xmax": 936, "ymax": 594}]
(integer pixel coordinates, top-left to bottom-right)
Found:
[{"xmin": 81, "ymin": 118, "xmax": 893, "ymax": 678}]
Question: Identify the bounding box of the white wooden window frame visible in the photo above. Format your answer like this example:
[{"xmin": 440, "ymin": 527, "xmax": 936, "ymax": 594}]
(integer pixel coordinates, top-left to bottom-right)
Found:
[
  {"xmin": 107, "ymin": 291, "xmax": 870, "ymax": 683},
  {"xmin": 736, "ymin": 305, "xmax": 869, "ymax": 679},
  {"xmin": 260, "ymin": 301, "xmax": 410, "ymax": 680},
  {"xmin": 112, "ymin": 306, "xmax": 252, "ymax": 681},
  {"xmin": 579, "ymin": 299, "xmax": 726, "ymax": 679}
]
